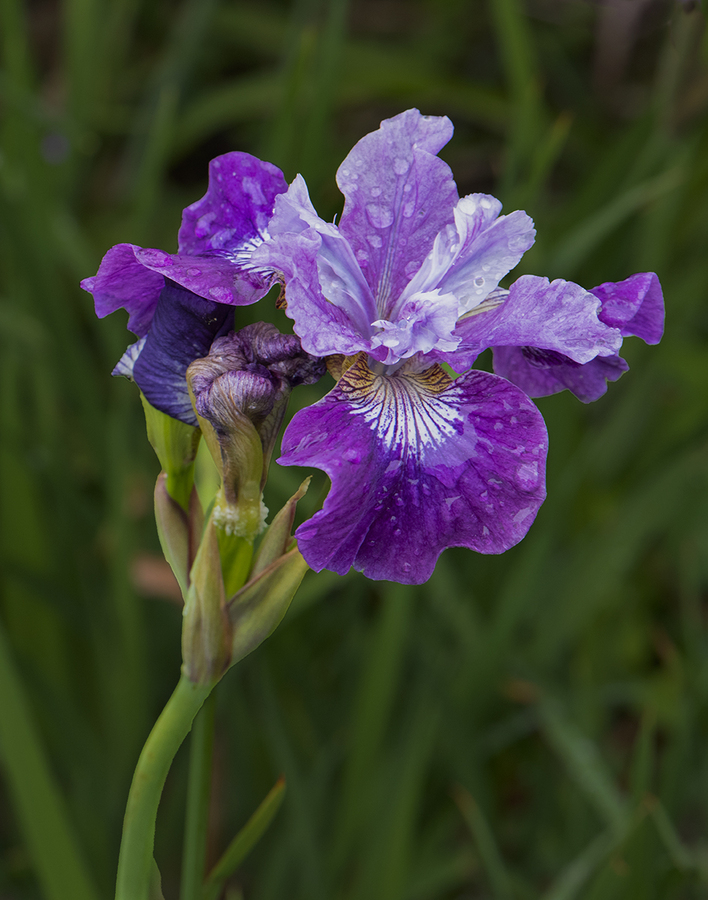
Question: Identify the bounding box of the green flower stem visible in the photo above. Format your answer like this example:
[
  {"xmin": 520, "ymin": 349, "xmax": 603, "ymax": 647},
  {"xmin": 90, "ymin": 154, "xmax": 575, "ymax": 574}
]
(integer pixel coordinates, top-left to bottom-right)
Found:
[
  {"xmin": 180, "ymin": 689, "xmax": 216, "ymax": 900},
  {"xmin": 115, "ymin": 674, "xmax": 214, "ymax": 900}
]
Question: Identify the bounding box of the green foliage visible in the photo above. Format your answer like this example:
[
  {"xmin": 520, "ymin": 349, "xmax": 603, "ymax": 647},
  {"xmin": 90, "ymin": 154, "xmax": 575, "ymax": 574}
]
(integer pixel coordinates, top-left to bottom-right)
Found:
[{"xmin": 1, "ymin": 0, "xmax": 708, "ymax": 898}]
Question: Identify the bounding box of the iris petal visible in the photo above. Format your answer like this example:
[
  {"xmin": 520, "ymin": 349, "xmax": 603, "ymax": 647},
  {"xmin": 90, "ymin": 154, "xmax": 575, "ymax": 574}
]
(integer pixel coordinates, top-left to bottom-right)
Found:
[
  {"xmin": 438, "ymin": 275, "xmax": 623, "ymax": 372},
  {"xmin": 336, "ymin": 109, "xmax": 459, "ymax": 317},
  {"xmin": 81, "ymin": 243, "xmax": 163, "ymax": 337},
  {"xmin": 592, "ymin": 272, "xmax": 664, "ymax": 343},
  {"xmin": 130, "ymin": 281, "xmax": 234, "ymax": 425},
  {"xmin": 399, "ymin": 194, "xmax": 535, "ymax": 317},
  {"xmin": 493, "ymin": 346, "xmax": 630, "ymax": 402},
  {"xmin": 178, "ymin": 151, "xmax": 287, "ymax": 256},
  {"xmin": 279, "ymin": 357, "xmax": 547, "ymax": 583}
]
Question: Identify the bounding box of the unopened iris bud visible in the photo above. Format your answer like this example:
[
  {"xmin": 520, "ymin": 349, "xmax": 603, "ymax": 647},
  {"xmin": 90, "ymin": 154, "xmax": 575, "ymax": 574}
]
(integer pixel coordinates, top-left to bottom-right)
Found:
[{"xmin": 187, "ymin": 323, "xmax": 325, "ymax": 543}]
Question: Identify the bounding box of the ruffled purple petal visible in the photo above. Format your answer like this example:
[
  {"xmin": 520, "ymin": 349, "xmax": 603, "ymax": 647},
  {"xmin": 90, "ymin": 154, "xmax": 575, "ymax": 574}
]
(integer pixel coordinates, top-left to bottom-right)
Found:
[
  {"xmin": 178, "ymin": 152, "xmax": 287, "ymax": 256},
  {"xmin": 493, "ymin": 346, "xmax": 629, "ymax": 403},
  {"xmin": 279, "ymin": 357, "xmax": 547, "ymax": 583},
  {"xmin": 129, "ymin": 280, "xmax": 234, "ymax": 425},
  {"xmin": 439, "ymin": 275, "xmax": 623, "ymax": 371},
  {"xmin": 81, "ymin": 243, "xmax": 164, "ymax": 337},
  {"xmin": 591, "ymin": 272, "xmax": 664, "ymax": 343},
  {"xmin": 336, "ymin": 109, "xmax": 459, "ymax": 316}
]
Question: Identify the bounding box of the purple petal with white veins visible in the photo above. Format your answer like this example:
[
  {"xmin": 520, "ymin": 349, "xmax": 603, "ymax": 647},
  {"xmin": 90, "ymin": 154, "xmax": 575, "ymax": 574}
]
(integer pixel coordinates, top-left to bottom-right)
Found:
[
  {"xmin": 493, "ymin": 346, "xmax": 629, "ymax": 403},
  {"xmin": 591, "ymin": 272, "xmax": 664, "ymax": 344},
  {"xmin": 130, "ymin": 280, "xmax": 234, "ymax": 425},
  {"xmin": 81, "ymin": 243, "xmax": 164, "ymax": 337},
  {"xmin": 439, "ymin": 275, "xmax": 623, "ymax": 371},
  {"xmin": 399, "ymin": 194, "xmax": 535, "ymax": 316},
  {"xmin": 178, "ymin": 152, "xmax": 287, "ymax": 256},
  {"xmin": 279, "ymin": 357, "xmax": 547, "ymax": 583},
  {"xmin": 135, "ymin": 247, "xmax": 275, "ymax": 307},
  {"xmin": 255, "ymin": 183, "xmax": 378, "ymax": 358},
  {"xmin": 336, "ymin": 109, "xmax": 460, "ymax": 317}
]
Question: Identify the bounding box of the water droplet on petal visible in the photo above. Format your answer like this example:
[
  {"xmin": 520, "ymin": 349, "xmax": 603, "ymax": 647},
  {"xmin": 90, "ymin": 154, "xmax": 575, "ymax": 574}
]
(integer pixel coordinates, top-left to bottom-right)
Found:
[
  {"xmin": 402, "ymin": 201, "xmax": 415, "ymax": 218},
  {"xmin": 368, "ymin": 234, "xmax": 383, "ymax": 249},
  {"xmin": 508, "ymin": 234, "xmax": 530, "ymax": 252},
  {"xmin": 370, "ymin": 187, "xmax": 382, "ymax": 198},
  {"xmin": 187, "ymin": 267, "xmax": 201, "ymax": 276},
  {"xmin": 142, "ymin": 249, "xmax": 171, "ymax": 267},
  {"xmin": 366, "ymin": 204, "xmax": 394, "ymax": 228},
  {"xmin": 474, "ymin": 275, "xmax": 485, "ymax": 288},
  {"xmin": 393, "ymin": 157, "xmax": 410, "ymax": 175}
]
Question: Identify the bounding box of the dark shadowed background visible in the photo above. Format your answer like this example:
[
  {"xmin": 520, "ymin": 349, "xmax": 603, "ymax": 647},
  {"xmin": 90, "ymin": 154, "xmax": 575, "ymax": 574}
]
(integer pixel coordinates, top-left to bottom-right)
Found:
[{"xmin": 1, "ymin": 1, "xmax": 708, "ymax": 898}]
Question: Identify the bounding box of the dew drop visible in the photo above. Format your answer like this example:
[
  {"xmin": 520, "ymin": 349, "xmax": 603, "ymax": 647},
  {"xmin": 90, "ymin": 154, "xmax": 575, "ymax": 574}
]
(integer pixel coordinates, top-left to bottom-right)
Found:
[
  {"xmin": 370, "ymin": 186, "xmax": 382, "ymax": 198},
  {"xmin": 368, "ymin": 234, "xmax": 383, "ymax": 249},
  {"xmin": 142, "ymin": 249, "xmax": 171, "ymax": 266},
  {"xmin": 474, "ymin": 275, "xmax": 485, "ymax": 288},
  {"xmin": 508, "ymin": 234, "xmax": 530, "ymax": 252},
  {"xmin": 401, "ymin": 562, "xmax": 412, "ymax": 573},
  {"xmin": 402, "ymin": 201, "xmax": 415, "ymax": 218},
  {"xmin": 480, "ymin": 198, "xmax": 493, "ymax": 209},
  {"xmin": 187, "ymin": 267, "xmax": 201, "ymax": 276},
  {"xmin": 393, "ymin": 157, "xmax": 410, "ymax": 175},
  {"xmin": 394, "ymin": 528, "xmax": 402, "ymax": 536},
  {"xmin": 366, "ymin": 204, "xmax": 394, "ymax": 228}
]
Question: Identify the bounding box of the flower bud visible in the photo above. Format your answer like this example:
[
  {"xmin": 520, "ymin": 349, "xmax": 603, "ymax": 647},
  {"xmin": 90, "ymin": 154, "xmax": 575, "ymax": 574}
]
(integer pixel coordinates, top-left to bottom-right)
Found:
[{"xmin": 186, "ymin": 323, "xmax": 325, "ymax": 542}]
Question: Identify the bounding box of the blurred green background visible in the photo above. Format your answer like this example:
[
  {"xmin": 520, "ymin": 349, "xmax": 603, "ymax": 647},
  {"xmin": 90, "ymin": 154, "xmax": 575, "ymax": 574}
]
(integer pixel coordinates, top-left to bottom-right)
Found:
[{"xmin": 2, "ymin": 0, "xmax": 708, "ymax": 898}]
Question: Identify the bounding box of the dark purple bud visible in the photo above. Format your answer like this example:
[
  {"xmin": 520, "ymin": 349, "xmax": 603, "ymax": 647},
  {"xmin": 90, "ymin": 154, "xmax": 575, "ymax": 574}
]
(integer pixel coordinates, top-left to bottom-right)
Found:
[{"xmin": 187, "ymin": 324, "xmax": 325, "ymax": 539}]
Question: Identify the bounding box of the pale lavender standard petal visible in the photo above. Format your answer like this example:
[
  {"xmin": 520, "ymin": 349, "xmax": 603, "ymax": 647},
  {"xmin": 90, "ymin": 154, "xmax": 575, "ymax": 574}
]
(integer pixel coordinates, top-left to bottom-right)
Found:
[
  {"xmin": 81, "ymin": 243, "xmax": 164, "ymax": 337},
  {"xmin": 336, "ymin": 109, "xmax": 459, "ymax": 317},
  {"xmin": 279, "ymin": 358, "xmax": 547, "ymax": 583},
  {"xmin": 439, "ymin": 275, "xmax": 623, "ymax": 371},
  {"xmin": 399, "ymin": 194, "xmax": 535, "ymax": 317},
  {"xmin": 592, "ymin": 272, "xmax": 664, "ymax": 343}
]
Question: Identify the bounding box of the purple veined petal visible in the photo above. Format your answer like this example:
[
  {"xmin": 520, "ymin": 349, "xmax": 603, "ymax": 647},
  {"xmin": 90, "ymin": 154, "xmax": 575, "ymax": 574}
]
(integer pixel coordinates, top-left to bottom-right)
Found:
[
  {"xmin": 279, "ymin": 356, "xmax": 548, "ymax": 584},
  {"xmin": 178, "ymin": 152, "xmax": 287, "ymax": 256},
  {"xmin": 397, "ymin": 194, "xmax": 535, "ymax": 317},
  {"xmin": 81, "ymin": 243, "xmax": 164, "ymax": 337},
  {"xmin": 493, "ymin": 346, "xmax": 630, "ymax": 403},
  {"xmin": 129, "ymin": 280, "xmax": 234, "ymax": 425},
  {"xmin": 370, "ymin": 289, "xmax": 460, "ymax": 363},
  {"xmin": 336, "ymin": 109, "xmax": 460, "ymax": 317},
  {"xmin": 591, "ymin": 272, "xmax": 664, "ymax": 344},
  {"xmin": 135, "ymin": 247, "xmax": 276, "ymax": 307},
  {"xmin": 259, "ymin": 175, "xmax": 378, "ymax": 339},
  {"xmin": 439, "ymin": 275, "xmax": 623, "ymax": 372}
]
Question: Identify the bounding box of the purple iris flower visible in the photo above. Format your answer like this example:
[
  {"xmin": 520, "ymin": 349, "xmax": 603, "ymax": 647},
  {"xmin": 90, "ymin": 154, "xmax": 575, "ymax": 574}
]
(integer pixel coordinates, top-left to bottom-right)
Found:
[
  {"xmin": 81, "ymin": 152, "xmax": 287, "ymax": 424},
  {"xmin": 255, "ymin": 109, "xmax": 664, "ymax": 584}
]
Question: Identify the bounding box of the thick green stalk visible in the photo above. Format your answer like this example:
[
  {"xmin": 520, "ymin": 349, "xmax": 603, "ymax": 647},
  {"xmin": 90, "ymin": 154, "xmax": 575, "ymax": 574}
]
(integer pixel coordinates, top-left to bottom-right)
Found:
[
  {"xmin": 115, "ymin": 674, "xmax": 214, "ymax": 900},
  {"xmin": 180, "ymin": 690, "xmax": 216, "ymax": 900}
]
